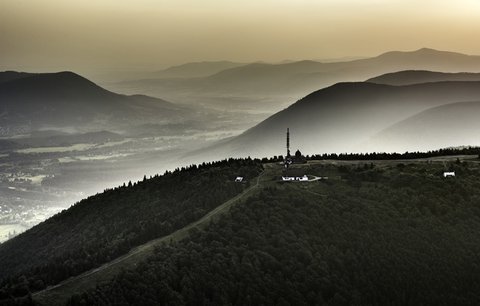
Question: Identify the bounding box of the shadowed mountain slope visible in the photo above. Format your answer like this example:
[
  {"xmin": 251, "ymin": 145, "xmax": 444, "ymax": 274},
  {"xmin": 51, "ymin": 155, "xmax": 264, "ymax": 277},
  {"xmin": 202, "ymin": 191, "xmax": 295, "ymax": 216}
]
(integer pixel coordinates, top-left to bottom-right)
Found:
[
  {"xmin": 190, "ymin": 81, "xmax": 480, "ymax": 160},
  {"xmin": 0, "ymin": 71, "xmax": 188, "ymax": 134},
  {"xmin": 363, "ymin": 101, "xmax": 480, "ymax": 152}
]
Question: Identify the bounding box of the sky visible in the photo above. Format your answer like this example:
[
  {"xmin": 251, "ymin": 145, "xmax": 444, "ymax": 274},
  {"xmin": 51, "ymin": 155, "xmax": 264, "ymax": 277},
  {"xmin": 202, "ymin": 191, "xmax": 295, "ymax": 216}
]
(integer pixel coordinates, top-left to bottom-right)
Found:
[{"xmin": 2, "ymin": 0, "xmax": 480, "ymax": 75}]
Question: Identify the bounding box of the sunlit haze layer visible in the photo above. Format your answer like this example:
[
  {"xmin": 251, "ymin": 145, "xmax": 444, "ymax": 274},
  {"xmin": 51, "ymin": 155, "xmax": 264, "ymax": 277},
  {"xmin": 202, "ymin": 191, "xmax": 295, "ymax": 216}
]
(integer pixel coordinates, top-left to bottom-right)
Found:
[{"xmin": 2, "ymin": 0, "xmax": 480, "ymax": 76}]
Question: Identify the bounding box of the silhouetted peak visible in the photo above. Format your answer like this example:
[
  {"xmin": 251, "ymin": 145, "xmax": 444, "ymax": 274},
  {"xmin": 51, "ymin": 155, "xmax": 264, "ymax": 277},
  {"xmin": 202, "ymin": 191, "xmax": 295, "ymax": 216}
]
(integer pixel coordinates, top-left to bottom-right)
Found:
[
  {"xmin": 39, "ymin": 71, "xmax": 95, "ymax": 84},
  {"xmin": 303, "ymin": 81, "xmax": 390, "ymax": 99},
  {"xmin": 377, "ymin": 48, "xmax": 470, "ymax": 59},
  {"xmin": 54, "ymin": 71, "xmax": 82, "ymax": 78},
  {"xmin": 414, "ymin": 47, "xmax": 439, "ymax": 53},
  {"xmin": 8, "ymin": 71, "xmax": 108, "ymax": 93}
]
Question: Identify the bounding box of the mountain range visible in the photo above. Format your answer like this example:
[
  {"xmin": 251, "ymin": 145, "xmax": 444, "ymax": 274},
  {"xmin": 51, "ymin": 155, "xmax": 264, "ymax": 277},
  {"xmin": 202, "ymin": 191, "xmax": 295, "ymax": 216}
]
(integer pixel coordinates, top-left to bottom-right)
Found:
[
  {"xmin": 5, "ymin": 67, "xmax": 480, "ymax": 157},
  {"xmin": 4, "ymin": 66, "xmax": 480, "ymax": 157},
  {"xmin": 106, "ymin": 48, "xmax": 480, "ymax": 112},
  {"xmin": 3, "ymin": 48, "xmax": 480, "ymax": 305}
]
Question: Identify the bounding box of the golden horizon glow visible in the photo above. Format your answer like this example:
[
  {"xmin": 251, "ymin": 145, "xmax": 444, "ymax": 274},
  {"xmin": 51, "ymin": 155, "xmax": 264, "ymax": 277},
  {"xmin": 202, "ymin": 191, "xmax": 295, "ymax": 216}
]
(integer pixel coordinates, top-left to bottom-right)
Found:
[{"xmin": 1, "ymin": 0, "xmax": 480, "ymax": 75}]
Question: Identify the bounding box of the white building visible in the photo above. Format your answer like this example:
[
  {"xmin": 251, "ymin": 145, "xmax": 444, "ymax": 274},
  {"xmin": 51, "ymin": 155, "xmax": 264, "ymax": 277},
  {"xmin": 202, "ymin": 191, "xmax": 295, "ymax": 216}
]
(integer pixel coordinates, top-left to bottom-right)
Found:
[
  {"xmin": 297, "ymin": 175, "xmax": 309, "ymax": 181},
  {"xmin": 443, "ymin": 172, "xmax": 455, "ymax": 178},
  {"xmin": 282, "ymin": 167, "xmax": 310, "ymax": 181}
]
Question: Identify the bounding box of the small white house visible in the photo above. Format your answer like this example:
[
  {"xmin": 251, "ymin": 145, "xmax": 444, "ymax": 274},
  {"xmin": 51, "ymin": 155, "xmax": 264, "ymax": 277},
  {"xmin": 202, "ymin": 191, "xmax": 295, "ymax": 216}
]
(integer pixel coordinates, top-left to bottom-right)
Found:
[
  {"xmin": 282, "ymin": 168, "xmax": 309, "ymax": 182},
  {"xmin": 235, "ymin": 177, "xmax": 244, "ymax": 182},
  {"xmin": 443, "ymin": 171, "xmax": 455, "ymax": 178},
  {"xmin": 282, "ymin": 174, "xmax": 309, "ymax": 181},
  {"xmin": 297, "ymin": 175, "xmax": 309, "ymax": 181}
]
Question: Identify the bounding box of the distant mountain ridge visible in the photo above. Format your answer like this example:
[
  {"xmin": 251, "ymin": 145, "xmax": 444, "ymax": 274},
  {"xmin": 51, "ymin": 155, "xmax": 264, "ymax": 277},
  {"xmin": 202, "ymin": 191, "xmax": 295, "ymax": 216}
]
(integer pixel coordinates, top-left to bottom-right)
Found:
[
  {"xmin": 154, "ymin": 61, "xmax": 245, "ymax": 78},
  {"xmin": 109, "ymin": 48, "xmax": 480, "ymax": 113},
  {"xmin": 205, "ymin": 48, "xmax": 480, "ymax": 88}
]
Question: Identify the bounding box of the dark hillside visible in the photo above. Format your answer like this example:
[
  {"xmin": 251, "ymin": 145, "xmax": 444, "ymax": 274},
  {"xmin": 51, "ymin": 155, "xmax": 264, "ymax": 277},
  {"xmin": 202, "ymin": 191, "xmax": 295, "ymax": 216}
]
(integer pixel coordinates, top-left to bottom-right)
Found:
[
  {"xmin": 0, "ymin": 71, "xmax": 187, "ymax": 132},
  {"xmin": 67, "ymin": 160, "xmax": 480, "ymax": 305},
  {"xmin": 0, "ymin": 159, "xmax": 263, "ymax": 301},
  {"xmin": 0, "ymin": 71, "xmax": 33, "ymax": 84}
]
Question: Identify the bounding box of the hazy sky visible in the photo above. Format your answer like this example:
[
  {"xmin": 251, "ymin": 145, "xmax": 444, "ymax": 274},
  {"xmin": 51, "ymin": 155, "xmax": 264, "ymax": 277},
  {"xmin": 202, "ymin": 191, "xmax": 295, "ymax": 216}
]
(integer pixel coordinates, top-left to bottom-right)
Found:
[{"xmin": 2, "ymin": 0, "xmax": 480, "ymax": 75}]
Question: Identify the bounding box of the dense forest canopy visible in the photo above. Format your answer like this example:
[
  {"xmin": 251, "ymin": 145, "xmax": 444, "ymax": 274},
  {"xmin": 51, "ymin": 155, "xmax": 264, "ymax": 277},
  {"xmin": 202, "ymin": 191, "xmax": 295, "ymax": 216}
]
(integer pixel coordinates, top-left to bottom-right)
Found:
[
  {"xmin": 0, "ymin": 158, "xmax": 263, "ymax": 304},
  {"xmin": 66, "ymin": 159, "xmax": 480, "ymax": 305},
  {"xmin": 2, "ymin": 149, "xmax": 480, "ymax": 305}
]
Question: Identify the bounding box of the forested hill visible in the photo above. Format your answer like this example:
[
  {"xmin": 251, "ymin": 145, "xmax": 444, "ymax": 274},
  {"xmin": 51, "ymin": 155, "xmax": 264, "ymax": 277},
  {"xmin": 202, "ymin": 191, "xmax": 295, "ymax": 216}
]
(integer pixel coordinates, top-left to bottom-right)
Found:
[
  {"xmin": 4, "ymin": 155, "xmax": 480, "ymax": 305},
  {"xmin": 66, "ymin": 158, "xmax": 480, "ymax": 306},
  {"xmin": 0, "ymin": 159, "xmax": 263, "ymax": 304}
]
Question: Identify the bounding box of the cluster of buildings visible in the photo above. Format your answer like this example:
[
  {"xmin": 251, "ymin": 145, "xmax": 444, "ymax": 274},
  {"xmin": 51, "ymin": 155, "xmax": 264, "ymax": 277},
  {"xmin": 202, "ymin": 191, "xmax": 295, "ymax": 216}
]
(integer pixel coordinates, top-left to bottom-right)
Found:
[
  {"xmin": 281, "ymin": 128, "xmax": 309, "ymax": 181},
  {"xmin": 235, "ymin": 128, "xmax": 459, "ymax": 183}
]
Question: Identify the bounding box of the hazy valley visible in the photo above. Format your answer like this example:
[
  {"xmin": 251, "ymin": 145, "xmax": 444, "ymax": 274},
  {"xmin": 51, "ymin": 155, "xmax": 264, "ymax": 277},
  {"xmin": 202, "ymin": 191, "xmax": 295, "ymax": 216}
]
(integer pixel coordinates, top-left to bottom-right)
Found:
[
  {"xmin": 4, "ymin": 49, "xmax": 480, "ymax": 243},
  {"xmin": 0, "ymin": 71, "xmax": 259, "ymax": 242}
]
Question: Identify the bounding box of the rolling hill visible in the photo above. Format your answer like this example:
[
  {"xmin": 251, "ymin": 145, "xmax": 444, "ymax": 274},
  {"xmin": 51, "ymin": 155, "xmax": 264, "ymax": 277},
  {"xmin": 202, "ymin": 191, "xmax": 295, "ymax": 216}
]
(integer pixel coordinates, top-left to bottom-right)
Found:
[
  {"xmin": 190, "ymin": 80, "xmax": 480, "ymax": 160},
  {"xmin": 367, "ymin": 70, "xmax": 480, "ymax": 86},
  {"xmin": 153, "ymin": 61, "xmax": 245, "ymax": 78},
  {"xmin": 68, "ymin": 160, "xmax": 480, "ymax": 306},
  {"xmin": 0, "ymin": 71, "xmax": 189, "ymax": 136},
  {"xmin": 362, "ymin": 101, "xmax": 480, "ymax": 152}
]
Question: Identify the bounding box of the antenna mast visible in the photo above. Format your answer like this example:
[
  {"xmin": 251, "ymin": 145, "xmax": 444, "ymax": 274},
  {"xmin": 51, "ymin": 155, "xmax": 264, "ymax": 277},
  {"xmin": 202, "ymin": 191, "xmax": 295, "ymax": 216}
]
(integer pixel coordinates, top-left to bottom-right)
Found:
[
  {"xmin": 286, "ymin": 128, "xmax": 290, "ymax": 157},
  {"xmin": 284, "ymin": 128, "xmax": 293, "ymax": 168}
]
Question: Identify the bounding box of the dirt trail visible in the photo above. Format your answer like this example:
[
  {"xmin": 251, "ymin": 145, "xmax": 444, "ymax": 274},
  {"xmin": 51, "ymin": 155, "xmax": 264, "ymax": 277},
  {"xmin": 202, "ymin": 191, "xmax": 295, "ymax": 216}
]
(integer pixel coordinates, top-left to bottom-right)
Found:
[{"xmin": 33, "ymin": 171, "xmax": 265, "ymax": 306}]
